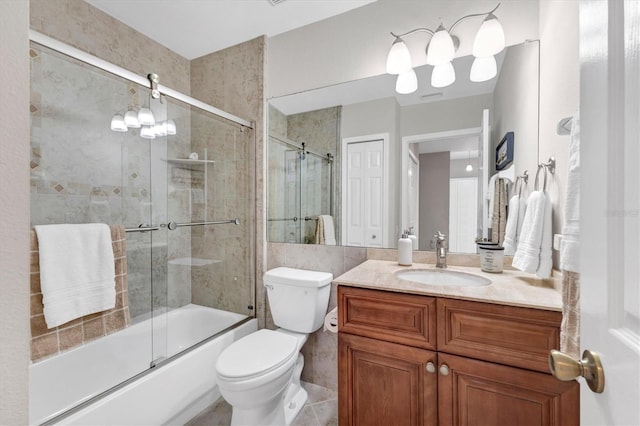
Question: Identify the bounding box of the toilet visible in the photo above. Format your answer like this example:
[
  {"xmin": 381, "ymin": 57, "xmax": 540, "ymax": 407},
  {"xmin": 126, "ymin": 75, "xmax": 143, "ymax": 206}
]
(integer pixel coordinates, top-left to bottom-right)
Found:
[{"xmin": 215, "ymin": 267, "xmax": 333, "ymax": 426}]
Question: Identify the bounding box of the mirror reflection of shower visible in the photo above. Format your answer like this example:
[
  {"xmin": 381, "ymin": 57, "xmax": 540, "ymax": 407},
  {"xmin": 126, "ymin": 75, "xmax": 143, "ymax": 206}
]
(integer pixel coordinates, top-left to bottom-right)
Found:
[{"xmin": 268, "ymin": 135, "xmax": 334, "ymax": 244}]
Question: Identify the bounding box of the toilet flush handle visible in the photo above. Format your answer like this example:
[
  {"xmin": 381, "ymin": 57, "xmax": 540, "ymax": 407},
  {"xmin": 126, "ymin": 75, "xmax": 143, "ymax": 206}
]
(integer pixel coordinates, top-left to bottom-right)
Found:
[{"xmin": 265, "ymin": 284, "xmax": 274, "ymax": 291}]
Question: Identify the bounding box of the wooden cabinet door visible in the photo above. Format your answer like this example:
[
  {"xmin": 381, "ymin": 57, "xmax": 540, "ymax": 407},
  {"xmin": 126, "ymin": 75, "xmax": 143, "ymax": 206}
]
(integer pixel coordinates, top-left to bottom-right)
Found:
[
  {"xmin": 438, "ymin": 353, "xmax": 579, "ymax": 426},
  {"xmin": 339, "ymin": 333, "xmax": 438, "ymax": 426}
]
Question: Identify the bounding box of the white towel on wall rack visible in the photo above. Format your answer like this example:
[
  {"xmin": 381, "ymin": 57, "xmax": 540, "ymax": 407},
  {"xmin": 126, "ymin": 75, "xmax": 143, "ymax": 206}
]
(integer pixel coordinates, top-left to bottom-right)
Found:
[{"xmin": 512, "ymin": 190, "xmax": 553, "ymax": 278}]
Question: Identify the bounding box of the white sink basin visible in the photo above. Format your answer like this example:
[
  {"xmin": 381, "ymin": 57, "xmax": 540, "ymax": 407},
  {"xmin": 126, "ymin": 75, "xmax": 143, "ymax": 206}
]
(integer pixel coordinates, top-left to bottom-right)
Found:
[{"xmin": 395, "ymin": 269, "xmax": 491, "ymax": 287}]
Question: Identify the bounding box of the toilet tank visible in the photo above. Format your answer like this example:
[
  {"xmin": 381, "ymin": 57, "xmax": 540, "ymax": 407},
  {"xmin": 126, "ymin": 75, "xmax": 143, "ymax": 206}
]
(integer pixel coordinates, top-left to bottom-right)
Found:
[{"xmin": 264, "ymin": 267, "xmax": 333, "ymax": 333}]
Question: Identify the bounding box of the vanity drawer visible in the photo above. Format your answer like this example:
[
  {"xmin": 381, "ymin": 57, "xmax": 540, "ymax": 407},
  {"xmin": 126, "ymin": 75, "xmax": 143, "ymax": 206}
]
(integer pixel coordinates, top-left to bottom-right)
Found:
[
  {"xmin": 437, "ymin": 298, "xmax": 562, "ymax": 373},
  {"xmin": 338, "ymin": 286, "xmax": 437, "ymax": 350}
]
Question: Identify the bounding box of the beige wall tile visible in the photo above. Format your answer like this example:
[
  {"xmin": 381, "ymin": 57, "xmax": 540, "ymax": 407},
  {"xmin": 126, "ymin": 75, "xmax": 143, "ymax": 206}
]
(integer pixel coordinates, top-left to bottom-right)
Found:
[
  {"xmin": 83, "ymin": 317, "xmax": 106, "ymax": 342},
  {"xmin": 31, "ymin": 333, "xmax": 58, "ymax": 361},
  {"xmin": 58, "ymin": 324, "xmax": 83, "ymax": 352}
]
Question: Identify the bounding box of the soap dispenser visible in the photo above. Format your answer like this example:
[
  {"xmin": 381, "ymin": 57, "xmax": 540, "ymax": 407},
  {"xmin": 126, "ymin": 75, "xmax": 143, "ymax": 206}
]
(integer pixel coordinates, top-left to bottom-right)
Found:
[
  {"xmin": 398, "ymin": 232, "xmax": 413, "ymax": 266},
  {"xmin": 407, "ymin": 227, "xmax": 418, "ymax": 250}
]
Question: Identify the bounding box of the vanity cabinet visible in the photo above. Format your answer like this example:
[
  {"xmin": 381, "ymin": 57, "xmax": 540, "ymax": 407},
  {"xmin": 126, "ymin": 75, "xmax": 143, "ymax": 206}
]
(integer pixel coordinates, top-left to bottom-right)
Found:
[{"xmin": 337, "ymin": 286, "xmax": 579, "ymax": 426}]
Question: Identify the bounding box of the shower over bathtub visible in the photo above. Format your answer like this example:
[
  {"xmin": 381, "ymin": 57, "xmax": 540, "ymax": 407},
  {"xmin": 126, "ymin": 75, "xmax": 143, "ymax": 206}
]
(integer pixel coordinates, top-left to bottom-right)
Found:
[
  {"xmin": 31, "ymin": 305, "xmax": 256, "ymax": 425},
  {"xmin": 29, "ymin": 31, "xmax": 256, "ymax": 424}
]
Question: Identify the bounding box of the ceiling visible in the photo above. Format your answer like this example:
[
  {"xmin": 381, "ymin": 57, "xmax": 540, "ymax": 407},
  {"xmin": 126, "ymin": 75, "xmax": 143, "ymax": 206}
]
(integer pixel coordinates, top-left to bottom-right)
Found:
[{"xmin": 85, "ymin": 0, "xmax": 377, "ymax": 60}]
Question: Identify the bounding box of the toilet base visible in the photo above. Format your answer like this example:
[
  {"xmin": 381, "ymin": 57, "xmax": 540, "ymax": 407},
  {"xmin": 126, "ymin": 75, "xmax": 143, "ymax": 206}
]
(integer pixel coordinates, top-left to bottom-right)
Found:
[
  {"xmin": 284, "ymin": 354, "xmax": 307, "ymax": 425},
  {"xmin": 228, "ymin": 353, "xmax": 308, "ymax": 426}
]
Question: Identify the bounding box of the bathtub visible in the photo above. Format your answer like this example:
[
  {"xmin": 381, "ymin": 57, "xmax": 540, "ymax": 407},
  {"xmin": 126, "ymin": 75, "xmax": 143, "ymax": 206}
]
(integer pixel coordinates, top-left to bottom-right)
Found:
[{"xmin": 30, "ymin": 304, "xmax": 256, "ymax": 425}]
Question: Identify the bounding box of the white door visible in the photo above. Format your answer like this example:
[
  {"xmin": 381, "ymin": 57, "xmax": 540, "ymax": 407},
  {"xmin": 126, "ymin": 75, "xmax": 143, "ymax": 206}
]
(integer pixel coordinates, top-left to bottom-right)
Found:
[
  {"xmin": 479, "ymin": 109, "xmax": 491, "ymax": 240},
  {"xmin": 579, "ymin": 0, "xmax": 639, "ymax": 423},
  {"xmin": 449, "ymin": 177, "xmax": 478, "ymax": 253},
  {"xmin": 408, "ymin": 152, "xmax": 419, "ymax": 243},
  {"xmin": 345, "ymin": 140, "xmax": 384, "ymax": 247}
]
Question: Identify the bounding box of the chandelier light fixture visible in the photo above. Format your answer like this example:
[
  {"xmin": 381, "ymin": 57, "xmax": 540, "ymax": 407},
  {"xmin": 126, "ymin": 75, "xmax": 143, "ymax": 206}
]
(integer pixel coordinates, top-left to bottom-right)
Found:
[{"xmin": 386, "ymin": 3, "xmax": 505, "ymax": 94}]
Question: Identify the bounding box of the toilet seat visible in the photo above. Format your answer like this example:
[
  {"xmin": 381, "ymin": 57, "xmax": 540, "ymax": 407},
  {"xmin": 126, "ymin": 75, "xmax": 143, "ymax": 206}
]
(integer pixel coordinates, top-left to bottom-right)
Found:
[{"xmin": 216, "ymin": 329, "xmax": 298, "ymax": 381}]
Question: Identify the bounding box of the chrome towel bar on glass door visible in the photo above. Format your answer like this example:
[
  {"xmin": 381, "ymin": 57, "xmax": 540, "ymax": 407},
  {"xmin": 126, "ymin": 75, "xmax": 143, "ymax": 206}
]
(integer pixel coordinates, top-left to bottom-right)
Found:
[
  {"xmin": 125, "ymin": 218, "xmax": 240, "ymax": 233},
  {"xmin": 164, "ymin": 218, "xmax": 240, "ymax": 230},
  {"xmin": 125, "ymin": 225, "xmax": 160, "ymax": 233}
]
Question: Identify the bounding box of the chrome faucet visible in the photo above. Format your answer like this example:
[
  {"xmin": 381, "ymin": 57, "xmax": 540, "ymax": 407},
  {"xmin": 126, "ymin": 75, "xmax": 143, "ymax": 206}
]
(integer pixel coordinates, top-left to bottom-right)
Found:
[{"xmin": 434, "ymin": 231, "xmax": 447, "ymax": 269}]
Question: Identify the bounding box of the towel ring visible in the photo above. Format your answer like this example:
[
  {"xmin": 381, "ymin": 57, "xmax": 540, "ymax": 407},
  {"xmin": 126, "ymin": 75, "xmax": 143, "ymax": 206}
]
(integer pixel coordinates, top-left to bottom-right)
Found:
[{"xmin": 534, "ymin": 164, "xmax": 548, "ymax": 192}]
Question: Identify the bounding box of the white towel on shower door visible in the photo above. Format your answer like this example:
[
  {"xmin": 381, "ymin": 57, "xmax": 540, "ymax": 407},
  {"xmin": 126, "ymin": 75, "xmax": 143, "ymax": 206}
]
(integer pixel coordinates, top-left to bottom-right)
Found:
[{"xmin": 35, "ymin": 223, "xmax": 116, "ymax": 328}]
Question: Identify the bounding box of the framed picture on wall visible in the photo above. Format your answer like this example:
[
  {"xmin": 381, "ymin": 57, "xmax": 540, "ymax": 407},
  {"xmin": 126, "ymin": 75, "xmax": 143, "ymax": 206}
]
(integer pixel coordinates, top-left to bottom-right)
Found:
[{"xmin": 496, "ymin": 132, "xmax": 514, "ymax": 171}]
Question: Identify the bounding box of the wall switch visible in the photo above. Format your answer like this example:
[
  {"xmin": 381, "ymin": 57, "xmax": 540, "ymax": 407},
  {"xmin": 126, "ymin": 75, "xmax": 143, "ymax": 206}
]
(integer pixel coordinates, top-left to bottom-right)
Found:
[{"xmin": 553, "ymin": 234, "xmax": 563, "ymax": 251}]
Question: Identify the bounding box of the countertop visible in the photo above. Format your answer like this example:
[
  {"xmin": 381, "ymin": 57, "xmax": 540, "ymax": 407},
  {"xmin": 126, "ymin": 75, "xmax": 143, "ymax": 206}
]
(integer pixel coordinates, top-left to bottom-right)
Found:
[{"xmin": 333, "ymin": 259, "xmax": 563, "ymax": 312}]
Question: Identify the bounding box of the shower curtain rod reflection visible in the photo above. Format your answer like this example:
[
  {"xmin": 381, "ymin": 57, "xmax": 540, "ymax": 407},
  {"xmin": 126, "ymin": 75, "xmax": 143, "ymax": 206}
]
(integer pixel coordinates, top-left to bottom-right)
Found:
[
  {"xmin": 270, "ymin": 135, "xmax": 334, "ymax": 162},
  {"xmin": 28, "ymin": 30, "xmax": 253, "ymax": 129}
]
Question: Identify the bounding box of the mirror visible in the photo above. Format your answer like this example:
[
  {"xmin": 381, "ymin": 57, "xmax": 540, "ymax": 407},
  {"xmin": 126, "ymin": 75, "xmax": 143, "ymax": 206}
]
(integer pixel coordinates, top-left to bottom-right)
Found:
[{"xmin": 268, "ymin": 41, "xmax": 539, "ymax": 252}]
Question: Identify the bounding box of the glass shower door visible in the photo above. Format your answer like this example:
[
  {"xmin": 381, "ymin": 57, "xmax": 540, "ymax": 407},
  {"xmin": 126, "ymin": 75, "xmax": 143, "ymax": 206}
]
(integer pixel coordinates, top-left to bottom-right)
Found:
[
  {"xmin": 29, "ymin": 42, "xmax": 160, "ymax": 423},
  {"xmin": 268, "ymin": 136, "xmax": 302, "ymax": 243}
]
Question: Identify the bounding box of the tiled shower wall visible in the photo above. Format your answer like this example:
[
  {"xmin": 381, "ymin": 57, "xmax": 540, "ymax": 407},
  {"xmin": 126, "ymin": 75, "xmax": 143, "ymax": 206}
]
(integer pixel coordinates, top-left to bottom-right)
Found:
[{"xmin": 190, "ymin": 37, "xmax": 264, "ymax": 323}]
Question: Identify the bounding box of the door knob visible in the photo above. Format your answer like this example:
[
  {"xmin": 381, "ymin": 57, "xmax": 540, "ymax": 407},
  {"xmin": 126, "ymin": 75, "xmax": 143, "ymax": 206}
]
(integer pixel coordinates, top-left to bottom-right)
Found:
[{"xmin": 549, "ymin": 349, "xmax": 605, "ymax": 393}]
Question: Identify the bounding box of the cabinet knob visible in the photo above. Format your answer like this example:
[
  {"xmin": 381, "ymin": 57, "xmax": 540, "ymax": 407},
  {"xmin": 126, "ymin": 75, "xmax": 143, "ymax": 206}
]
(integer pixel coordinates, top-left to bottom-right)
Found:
[
  {"xmin": 372, "ymin": 235, "xmax": 376, "ymax": 239},
  {"xmin": 439, "ymin": 364, "xmax": 450, "ymax": 376},
  {"xmin": 426, "ymin": 362, "xmax": 436, "ymax": 373}
]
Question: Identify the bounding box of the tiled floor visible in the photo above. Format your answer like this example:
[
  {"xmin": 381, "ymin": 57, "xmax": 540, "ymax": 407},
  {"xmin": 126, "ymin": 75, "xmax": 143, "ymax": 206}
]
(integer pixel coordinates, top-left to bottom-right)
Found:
[{"xmin": 186, "ymin": 382, "xmax": 337, "ymax": 426}]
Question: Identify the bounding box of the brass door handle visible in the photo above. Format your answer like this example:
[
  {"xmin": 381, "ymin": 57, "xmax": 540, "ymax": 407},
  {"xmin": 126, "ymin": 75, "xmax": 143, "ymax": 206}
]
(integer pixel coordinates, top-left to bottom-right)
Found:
[{"xmin": 549, "ymin": 349, "xmax": 605, "ymax": 393}]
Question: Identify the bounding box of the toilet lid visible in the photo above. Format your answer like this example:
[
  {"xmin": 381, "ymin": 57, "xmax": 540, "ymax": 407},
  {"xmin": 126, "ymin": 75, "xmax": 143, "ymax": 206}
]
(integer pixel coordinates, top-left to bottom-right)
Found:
[{"xmin": 216, "ymin": 329, "xmax": 297, "ymax": 380}]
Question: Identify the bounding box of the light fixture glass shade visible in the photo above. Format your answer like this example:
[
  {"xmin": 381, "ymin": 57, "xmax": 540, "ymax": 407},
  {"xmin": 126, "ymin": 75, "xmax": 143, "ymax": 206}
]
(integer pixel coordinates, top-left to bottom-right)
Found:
[
  {"xmin": 472, "ymin": 14, "xmax": 506, "ymax": 57},
  {"xmin": 431, "ymin": 62, "xmax": 455, "ymax": 88},
  {"xmin": 140, "ymin": 125, "xmax": 156, "ymax": 139},
  {"xmin": 470, "ymin": 56, "xmax": 497, "ymax": 82},
  {"xmin": 395, "ymin": 69, "xmax": 418, "ymax": 94},
  {"xmin": 386, "ymin": 38, "xmax": 412, "ymax": 75},
  {"xmin": 138, "ymin": 107, "xmax": 156, "ymax": 126},
  {"xmin": 166, "ymin": 119, "xmax": 177, "ymax": 135},
  {"xmin": 426, "ymin": 24, "xmax": 455, "ymax": 65},
  {"xmin": 466, "ymin": 163, "xmax": 473, "ymax": 172},
  {"xmin": 110, "ymin": 114, "xmax": 127, "ymax": 132},
  {"xmin": 153, "ymin": 122, "xmax": 167, "ymax": 136},
  {"xmin": 124, "ymin": 110, "xmax": 140, "ymax": 128}
]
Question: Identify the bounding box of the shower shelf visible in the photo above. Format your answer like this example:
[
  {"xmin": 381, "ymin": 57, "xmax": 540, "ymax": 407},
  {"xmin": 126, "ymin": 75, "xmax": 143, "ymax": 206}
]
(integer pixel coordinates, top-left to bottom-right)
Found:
[{"xmin": 165, "ymin": 158, "xmax": 215, "ymax": 169}]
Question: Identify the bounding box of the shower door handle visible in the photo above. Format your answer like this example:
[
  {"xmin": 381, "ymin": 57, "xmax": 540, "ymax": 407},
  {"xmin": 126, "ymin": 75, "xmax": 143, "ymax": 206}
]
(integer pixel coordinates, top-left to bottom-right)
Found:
[{"xmin": 163, "ymin": 218, "xmax": 240, "ymax": 230}]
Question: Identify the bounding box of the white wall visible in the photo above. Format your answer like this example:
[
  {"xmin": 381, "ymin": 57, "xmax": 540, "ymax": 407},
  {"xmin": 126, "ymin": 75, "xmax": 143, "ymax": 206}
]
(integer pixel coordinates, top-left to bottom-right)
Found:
[
  {"xmin": 538, "ymin": 0, "xmax": 580, "ymax": 267},
  {"xmin": 493, "ymin": 41, "xmax": 540, "ymax": 178},
  {"xmin": 401, "ymin": 94, "xmax": 493, "ymax": 137},
  {"xmin": 0, "ymin": 1, "xmax": 30, "ymax": 423},
  {"xmin": 267, "ymin": 0, "xmax": 539, "ymax": 97}
]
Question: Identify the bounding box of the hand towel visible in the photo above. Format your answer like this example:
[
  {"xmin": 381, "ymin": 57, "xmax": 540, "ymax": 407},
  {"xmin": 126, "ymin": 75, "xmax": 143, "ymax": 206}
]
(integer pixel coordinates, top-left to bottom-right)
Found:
[
  {"xmin": 512, "ymin": 191, "xmax": 546, "ymax": 273},
  {"xmin": 560, "ymin": 112, "xmax": 581, "ymax": 357},
  {"xmin": 314, "ymin": 217, "xmax": 325, "ymax": 245},
  {"xmin": 34, "ymin": 223, "xmax": 116, "ymax": 328},
  {"xmin": 504, "ymin": 195, "xmax": 528, "ymax": 255},
  {"xmin": 491, "ymin": 178, "xmax": 508, "ymax": 244},
  {"xmin": 319, "ymin": 215, "xmax": 336, "ymax": 245},
  {"xmin": 561, "ymin": 112, "xmax": 581, "ymax": 272},
  {"xmin": 486, "ymin": 173, "xmax": 499, "ymax": 228},
  {"xmin": 536, "ymin": 191, "xmax": 553, "ymax": 279},
  {"xmin": 502, "ymin": 195, "xmax": 520, "ymax": 255}
]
